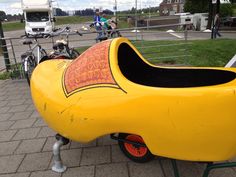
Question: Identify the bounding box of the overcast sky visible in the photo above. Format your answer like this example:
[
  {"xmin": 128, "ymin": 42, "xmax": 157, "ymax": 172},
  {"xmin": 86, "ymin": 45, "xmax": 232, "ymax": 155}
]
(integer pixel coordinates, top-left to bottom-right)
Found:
[{"xmin": 0, "ymin": 0, "xmax": 162, "ymax": 15}]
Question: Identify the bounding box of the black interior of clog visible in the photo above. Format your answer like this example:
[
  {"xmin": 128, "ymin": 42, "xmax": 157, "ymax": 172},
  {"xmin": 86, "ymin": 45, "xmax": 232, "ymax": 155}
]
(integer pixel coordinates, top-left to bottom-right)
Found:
[{"xmin": 118, "ymin": 43, "xmax": 236, "ymax": 88}]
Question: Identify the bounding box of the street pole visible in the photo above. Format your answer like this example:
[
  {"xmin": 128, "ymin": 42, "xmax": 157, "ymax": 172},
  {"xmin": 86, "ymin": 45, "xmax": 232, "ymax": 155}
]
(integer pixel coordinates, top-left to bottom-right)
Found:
[
  {"xmin": 0, "ymin": 21, "xmax": 10, "ymax": 71},
  {"xmin": 114, "ymin": 0, "xmax": 118, "ymax": 23},
  {"xmin": 135, "ymin": 0, "xmax": 137, "ymax": 29},
  {"xmin": 211, "ymin": 0, "xmax": 217, "ymax": 39},
  {"xmin": 135, "ymin": 0, "xmax": 138, "ymax": 40}
]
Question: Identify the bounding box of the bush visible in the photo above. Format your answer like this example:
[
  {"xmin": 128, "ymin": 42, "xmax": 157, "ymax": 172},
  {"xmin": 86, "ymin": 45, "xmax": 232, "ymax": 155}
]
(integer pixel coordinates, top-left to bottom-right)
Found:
[
  {"xmin": 0, "ymin": 72, "xmax": 10, "ymax": 80},
  {"xmin": 220, "ymin": 3, "xmax": 233, "ymax": 17}
]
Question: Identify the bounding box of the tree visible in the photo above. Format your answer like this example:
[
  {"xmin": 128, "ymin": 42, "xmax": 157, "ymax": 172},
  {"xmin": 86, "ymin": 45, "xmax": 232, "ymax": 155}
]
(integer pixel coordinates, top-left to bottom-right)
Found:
[
  {"xmin": 0, "ymin": 11, "xmax": 7, "ymax": 21},
  {"xmin": 184, "ymin": 0, "xmax": 209, "ymax": 13}
]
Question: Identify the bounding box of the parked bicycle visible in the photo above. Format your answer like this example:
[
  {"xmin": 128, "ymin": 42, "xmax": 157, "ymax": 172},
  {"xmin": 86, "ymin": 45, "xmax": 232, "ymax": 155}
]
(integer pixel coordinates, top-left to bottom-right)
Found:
[
  {"xmin": 21, "ymin": 34, "xmax": 48, "ymax": 85},
  {"xmin": 21, "ymin": 26, "xmax": 82, "ymax": 86},
  {"xmin": 48, "ymin": 26, "xmax": 82, "ymax": 59}
]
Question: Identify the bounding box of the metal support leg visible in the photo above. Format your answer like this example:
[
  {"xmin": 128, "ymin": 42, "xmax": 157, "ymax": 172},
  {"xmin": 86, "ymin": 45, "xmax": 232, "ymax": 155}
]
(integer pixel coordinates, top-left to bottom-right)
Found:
[
  {"xmin": 171, "ymin": 159, "xmax": 180, "ymax": 177},
  {"xmin": 202, "ymin": 162, "xmax": 236, "ymax": 177},
  {"xmin": 52, "ymin": 134, "xmax": 69, "ymax": 173}
]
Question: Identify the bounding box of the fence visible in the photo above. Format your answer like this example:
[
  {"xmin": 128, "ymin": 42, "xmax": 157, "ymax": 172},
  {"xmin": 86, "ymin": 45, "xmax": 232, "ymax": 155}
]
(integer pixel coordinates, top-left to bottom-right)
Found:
[{"xmin": 0, "ymin": 23, "xmax": 193, "ymax": 79}]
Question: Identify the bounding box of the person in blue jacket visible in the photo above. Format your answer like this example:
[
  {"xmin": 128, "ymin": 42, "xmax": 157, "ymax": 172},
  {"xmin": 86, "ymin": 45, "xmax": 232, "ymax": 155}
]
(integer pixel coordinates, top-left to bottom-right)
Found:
[{"xmin": 93, "ymin": 10, "xmax": 103, "ymax": 42}]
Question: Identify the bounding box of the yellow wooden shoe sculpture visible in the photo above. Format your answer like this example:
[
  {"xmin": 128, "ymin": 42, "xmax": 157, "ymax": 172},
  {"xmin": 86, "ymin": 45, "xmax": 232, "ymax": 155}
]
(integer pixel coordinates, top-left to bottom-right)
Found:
[{"xmin": 31, "ymin": 37, "xmax": 236, "ymax": 165}]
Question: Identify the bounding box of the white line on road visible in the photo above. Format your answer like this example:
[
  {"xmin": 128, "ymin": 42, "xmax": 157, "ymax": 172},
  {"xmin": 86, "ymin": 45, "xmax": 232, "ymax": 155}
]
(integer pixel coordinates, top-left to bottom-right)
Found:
[{"xmin": 169, "ymin": 32, "xmax": 183, "ymax": 39}]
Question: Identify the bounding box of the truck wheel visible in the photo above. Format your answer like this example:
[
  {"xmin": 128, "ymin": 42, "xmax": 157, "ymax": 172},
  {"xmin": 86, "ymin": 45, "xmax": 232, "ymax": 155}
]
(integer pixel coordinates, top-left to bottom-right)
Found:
[{"xmin": 118, "ymin": 133, "xmax": 155, "ymax": 163}]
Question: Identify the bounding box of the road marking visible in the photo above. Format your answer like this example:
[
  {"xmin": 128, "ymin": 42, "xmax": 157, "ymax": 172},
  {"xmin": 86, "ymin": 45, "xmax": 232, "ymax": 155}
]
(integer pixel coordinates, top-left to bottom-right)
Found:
[
  {"xmin": 169, "ymin": 32, "xmax": 183, "ymax": 39},
  {"xmin": 225, "ymin": 54, "xmax": 236, "ymax": 68}
]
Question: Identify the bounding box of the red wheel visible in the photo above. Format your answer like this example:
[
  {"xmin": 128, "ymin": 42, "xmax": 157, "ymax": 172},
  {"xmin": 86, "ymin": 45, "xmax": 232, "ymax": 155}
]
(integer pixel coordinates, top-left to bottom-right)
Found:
[{"xmin": 118, "ymin": 133, "xmax": 155, "ymax": 163}]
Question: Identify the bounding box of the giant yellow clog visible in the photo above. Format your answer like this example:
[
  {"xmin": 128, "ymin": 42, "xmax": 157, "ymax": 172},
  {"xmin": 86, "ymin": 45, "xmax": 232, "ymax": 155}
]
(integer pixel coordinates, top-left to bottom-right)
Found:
[{"xmin": 31, "ymin": 37, "xmax": 236, "ymax": 162}]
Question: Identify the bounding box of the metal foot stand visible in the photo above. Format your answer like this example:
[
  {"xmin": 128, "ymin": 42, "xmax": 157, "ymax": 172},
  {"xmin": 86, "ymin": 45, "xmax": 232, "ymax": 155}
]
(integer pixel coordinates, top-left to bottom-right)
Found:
[
  {"xmin": 171, "ymin": 159, "xmax": 180, "ymax": 177},
  {"xmin": 52, "ymin": 134, "xmax": 70, "ymax": 173},
  {"xmin": 202, "ymin": 162, "xmax": 236, "ymax": 177},
  {"xmin": 170, "ymin": 159, "xmax": 236, "ymax": 177}
]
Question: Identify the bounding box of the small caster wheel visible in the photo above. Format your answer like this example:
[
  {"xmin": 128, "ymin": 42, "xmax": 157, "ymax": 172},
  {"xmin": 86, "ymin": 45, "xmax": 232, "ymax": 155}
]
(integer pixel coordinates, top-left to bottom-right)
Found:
[{"xmin": 118, "ymin": 133, "xmax": 155, "ymax": 163}]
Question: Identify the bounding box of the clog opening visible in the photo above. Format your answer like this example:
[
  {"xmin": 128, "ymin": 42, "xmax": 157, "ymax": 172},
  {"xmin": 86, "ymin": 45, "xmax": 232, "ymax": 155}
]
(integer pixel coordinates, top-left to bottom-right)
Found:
[{"xmin": 118, "ymin": 43, "xmax": 236, "ymax": 87}]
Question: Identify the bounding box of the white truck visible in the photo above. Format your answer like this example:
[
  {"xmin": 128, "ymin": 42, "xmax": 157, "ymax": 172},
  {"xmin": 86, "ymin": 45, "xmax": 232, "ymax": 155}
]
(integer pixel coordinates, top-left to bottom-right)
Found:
[{"xmin": 21, "ymin": 0, "xmax": 55, "ymax": 36}]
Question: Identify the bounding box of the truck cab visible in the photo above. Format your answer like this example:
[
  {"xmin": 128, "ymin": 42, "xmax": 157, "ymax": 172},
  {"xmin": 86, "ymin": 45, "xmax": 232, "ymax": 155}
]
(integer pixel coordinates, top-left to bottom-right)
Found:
[{"xmin": 22, "ymin": 0, "xmax": 55, "ymax": 36}]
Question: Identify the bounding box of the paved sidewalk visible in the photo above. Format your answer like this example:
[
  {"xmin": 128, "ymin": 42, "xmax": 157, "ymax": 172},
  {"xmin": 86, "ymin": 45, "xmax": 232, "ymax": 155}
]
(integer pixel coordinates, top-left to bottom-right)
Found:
[{"xmin": 1, "ymin": 79, "xmax": 236, "ymax": 177}]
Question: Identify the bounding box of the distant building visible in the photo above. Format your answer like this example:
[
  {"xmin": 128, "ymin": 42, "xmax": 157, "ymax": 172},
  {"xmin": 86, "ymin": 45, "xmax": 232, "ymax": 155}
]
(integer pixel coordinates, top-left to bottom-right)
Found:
[{"xmin": 159, "ymin": 0, "xmax": 185, "ymax": 16}]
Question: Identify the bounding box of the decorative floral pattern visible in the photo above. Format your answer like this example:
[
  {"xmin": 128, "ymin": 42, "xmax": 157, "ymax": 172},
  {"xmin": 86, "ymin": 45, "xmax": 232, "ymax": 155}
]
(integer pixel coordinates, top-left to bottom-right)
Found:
[{"xmin": 63, "ymin": 40, "xmax": 117, "ymax": 96}]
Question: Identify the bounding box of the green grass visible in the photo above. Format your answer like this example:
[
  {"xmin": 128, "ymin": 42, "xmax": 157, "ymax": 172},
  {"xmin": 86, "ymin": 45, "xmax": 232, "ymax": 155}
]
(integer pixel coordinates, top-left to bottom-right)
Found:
[
  {"xmin": 2, "ymin": 22, "xmax": 25, "ymax": 32},
  {"xmin": 0, "ymin": 71, "xmax": 10, "ymax": 80},
  {"xmin": 135, "ymin": 39, "xmax": 236, "ymax": 67},
  {"xmin": 76, "ymin": 39, "xmax": 236, "ymax": 67},
  {"xmin": 55, "ymin": 16, "xmax": 92, "ymax": 26}
]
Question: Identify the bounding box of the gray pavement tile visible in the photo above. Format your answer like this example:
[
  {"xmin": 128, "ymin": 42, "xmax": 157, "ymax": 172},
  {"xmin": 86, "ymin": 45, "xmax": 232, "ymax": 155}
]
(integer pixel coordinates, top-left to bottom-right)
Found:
[
  {"xmin": 0, "ymin": 95, "xmax": 8, "ymax": 101},
  {"xmin": 0, "ymin": 100, "xmax": 8, "ymax": 107},
  {"xmin": 7, "ymin": 94, "xmax": 24, "ymax": 101},
  {"xmin": 80, "ymin": 146, "xmax": 111, "ymax": 166},
  {"xmin": 18, "ymin": 152, "xmax": 52, "ymax": 172},
  {"xmin": 0, "ymin": 113, "xmax": 13, "ymax": 122},
  {"xmin": 0, "ymin": 155, "xmax": 25, "ymax": 174},
  {"xmin": 0, "ymin": 141, "xmax": 21, "ymax": 155},
  {"xmin": 30, "ymin": 170, "xmax": 61, "ymax": 177},
  {"xmin": 50, "ymin": 149, "xmax": 82, "ymax": 168},
  {"xmin": 62, "ymin": 166, "xmax": 95, "ymax": 177},
  {"xmin": 8, "ymin": 105, "xmax": 29, "ymax": 113},
  {"xmin": 37, "ymin": 127, "xmax": 56, "ymax": 138},
  {"xmin": 10, "ymin": 111, "xmax": 33, "ymax": 121},
  {"xmin": 70, "ymin": 140, "xmax": 97, "ymax": 149},
  {"xmin": 12, "ymin": 128, "xmax": 41, "ymax": 140},
  {"xmin": 209, "ymin": 167, "xmax": 236, "ymax": 177},
  {"xmin": 177, "ymin": 160, "xmax": 204, "ymax": 177},
  {"xmin": 0, "ymin": 120, "xmax": 15, "ymax": 131},
  {"xmin": 42, "ymin": 137, "xmax": 70, "ymax": 152},
  {"xmin": 95, "ymin": 163, "xmax": 129, "ymax": 177},
  {"xmin": 7, "ymin": 99, "xmax": 26, "ymax": 106},
  {"xmin": 0, "ymin": 129, "xmax": 17, "ymax": 142},
  {"xmin": 15, "ymin": 138, "xmax": 46, "ymax": 154},
  {"xmin": 30, "ymin": 111, "xmax": 41, "ymax": 119},
  {"xmin": 33, "ymin": 118, "xmax": 46, "ymax": 127},
  {"xmin": 97, "ymin": 135, "xmax": 117, "ymax": 146},
  {"xmin": 128, "ymin": 160, "xmax": 164, "ymax": 177},
  {"xmin": 0, "ymin": 106, "xmax": 11, "ymax": 114},
  {"xmin": 10, "ymin": 118, "xmax": 37, "ymax": 129},
  {"xmin": 111, "ymin": 145, "xmax": 130, "ymax": 163},
  {"xmin": 0, "ymin": 173, "xmax": 30, "ymax": 177},
  {"xmin": 24, "ymin": 99, "xmax": 33, "ymax": 105},
  {"xmin": 159, "ymin": 159, "xmax": 203, "ymax": 177},
  {"xmin": 26, "ymin": 105, "xmax": 36, "ymax": 111},
  {"xmin": 21, "ymin": 93, "xmax": 32, "ymax": 100}
]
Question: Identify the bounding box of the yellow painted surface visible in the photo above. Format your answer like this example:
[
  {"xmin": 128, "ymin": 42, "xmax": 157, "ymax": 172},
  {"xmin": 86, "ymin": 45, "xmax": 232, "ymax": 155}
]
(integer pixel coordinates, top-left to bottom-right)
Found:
[{"xmin": 31, "ymin": 38, "xmax": 236, "ymax": 162}]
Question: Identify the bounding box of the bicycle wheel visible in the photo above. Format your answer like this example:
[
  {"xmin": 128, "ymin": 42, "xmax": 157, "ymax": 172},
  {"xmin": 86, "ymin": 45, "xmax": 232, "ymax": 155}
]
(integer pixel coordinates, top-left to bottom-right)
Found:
[
  {"xmin": 111, "ymin": 31, "xmax": 122, "ymax": 38},
  {"xmin": 23, "ymin": 55, "xmax": 37, "ymax": 86},
  {"xmin": 70, "ymin": 49, "xmax": 80, "ymax": 59}
]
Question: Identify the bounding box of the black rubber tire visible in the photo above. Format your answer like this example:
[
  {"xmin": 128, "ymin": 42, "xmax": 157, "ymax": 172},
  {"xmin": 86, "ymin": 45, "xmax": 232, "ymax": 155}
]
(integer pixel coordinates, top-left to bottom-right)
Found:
[
  {"xmin": 70, "ymin": 49, "xmax": 80, "ymax": 59},
  {"xmin": 111, "ymin": 31, "xmax": 122, "ymax": 38},
  {"xmin": 118, "ymin": 133, "xmax": 155, "ymax": 163}
]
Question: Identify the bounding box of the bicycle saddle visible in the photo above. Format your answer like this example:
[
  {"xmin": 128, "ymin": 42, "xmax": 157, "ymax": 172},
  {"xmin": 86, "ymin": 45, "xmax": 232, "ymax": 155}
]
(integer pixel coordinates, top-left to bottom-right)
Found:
[{"xmin": 22, "ymin": 39, "xmax": 33, "ymax": 45}]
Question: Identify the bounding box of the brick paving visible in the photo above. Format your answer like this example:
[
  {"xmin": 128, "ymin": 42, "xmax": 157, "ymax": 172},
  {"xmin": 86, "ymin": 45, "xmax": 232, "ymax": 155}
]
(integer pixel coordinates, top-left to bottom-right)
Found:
[{"xmin": 1, "ymin": 79, "xmax": 236, "ymax": 177}]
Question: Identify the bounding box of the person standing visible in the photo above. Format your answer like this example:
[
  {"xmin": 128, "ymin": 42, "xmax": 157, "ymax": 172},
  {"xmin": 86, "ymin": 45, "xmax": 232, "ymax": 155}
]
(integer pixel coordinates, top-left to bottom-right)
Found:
[
  {"xmin": 213, "ymin": 13, "xmax": 222, "ymax": 38},
  {"xmin": 93, "ymin": 10, "xmax": 102, "ymax": 42}
]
